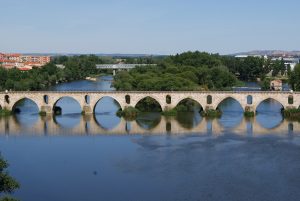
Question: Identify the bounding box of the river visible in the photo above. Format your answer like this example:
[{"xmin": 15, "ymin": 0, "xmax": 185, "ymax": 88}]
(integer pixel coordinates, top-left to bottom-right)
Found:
[{"xmin": 1, "ymin": 76, "xmax": 300, "ymax": 201}]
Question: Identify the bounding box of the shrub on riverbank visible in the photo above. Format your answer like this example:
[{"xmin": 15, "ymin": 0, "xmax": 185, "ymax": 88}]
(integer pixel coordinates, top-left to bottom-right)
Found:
[
  {"xmin": 244, "ymin": 111, "xmax": 255, "ymax": 117},
  {"xmin": 162, "ymin": 108, "xmax": 178, "ymax": 116},
  {"xmin": 116, "ymin": 107, "xmax": 140, "ymax": 120},
  {"xmin": 0, "ymin": 109, "xmax": 12, "ymax": 117},
  {"xmin": 283, "ymin": 108, "xmax": 300, "ymax": 120},
  {"xmin": 201, "ymin": 109, "xmax": 222, "ymax": 118}
]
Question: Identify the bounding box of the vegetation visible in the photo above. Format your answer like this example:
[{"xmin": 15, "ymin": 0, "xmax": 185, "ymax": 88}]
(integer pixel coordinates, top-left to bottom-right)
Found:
[
  {"xmin": 0, "ymin": 154, "xmax": 20, "ymax": 201},
  {"xmin": 244, "ymin": 111, "xmax": 255, "ymax": 117},
  {"xmin": 162, "ymin": 99, "xmax": 201, "ymax": 116},
  {"xmin": 201, "ymin": 109, "xmax": 222, "ymax": 118},
  {"xmin": 114, "ymin": 52, "xmax": 239, "ymax": 91},
  {"xmin": 0, "ymin": 109, "xmax": 12, "ymax": 117},
  {"xmin": 116, "ymin": 107, "xmax": 140, "ymax": 120},
  {"xmin": 283, "ymin": 108, "xmax": 300, "ymax": 121},
  {"xmin": 161, "ymin": 108, "xmax": 178, "ymax": 116},
  {"xmin": 244, "ymin": 106, "xmax": 255, "ymax": 117},
  {"xmin": 0, "ymin": 55, "xmax": 102, "ymax": 91},
  {"xmin": 289, "ymin": 64, "xmax": 300, "ymax": 91},
  {"xmin": 135, "ymin": 98, "xmax": 162, "ymax": 112},
  {"xmin": 113, "ymin": 51, "xmax": 294, "ymax": 92}
]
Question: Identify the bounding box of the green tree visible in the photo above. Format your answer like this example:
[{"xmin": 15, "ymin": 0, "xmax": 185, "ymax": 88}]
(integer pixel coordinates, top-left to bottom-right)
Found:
[
  {"xmin": 289, "ymin": 64, "xmax": 300, "ymax": 91},
  {"xmin": 0, "ymin": 154, "xmax": 20, "ymax": 201}
]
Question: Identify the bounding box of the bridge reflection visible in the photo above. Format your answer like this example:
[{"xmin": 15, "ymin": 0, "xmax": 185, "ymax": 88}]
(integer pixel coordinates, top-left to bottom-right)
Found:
[{"xmin": 0, "ymin": 113, "xmax": 299, "ymax": 136}]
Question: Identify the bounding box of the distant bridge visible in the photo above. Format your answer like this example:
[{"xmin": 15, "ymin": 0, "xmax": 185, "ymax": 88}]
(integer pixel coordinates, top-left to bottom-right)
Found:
[
  {"xmin": 0, "ymin": 91, "xmax": 298, "ymax": 115},
  {"xmin": 96, "ymin": 64, "xmax": 156, "ymax": 75}
]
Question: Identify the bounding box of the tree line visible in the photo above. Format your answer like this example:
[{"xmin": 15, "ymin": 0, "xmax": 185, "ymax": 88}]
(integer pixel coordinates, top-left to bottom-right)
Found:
[
  {"xmin": 113, "ymin": 51, "xmax": 298, "ymax": 91},
  {"xmin": 0, "ymin": 55, "xmax": 101, "ymax": 91},
  {"xmin": 0, "ymin": 52, "xmax": 298, "ymax": 91}
]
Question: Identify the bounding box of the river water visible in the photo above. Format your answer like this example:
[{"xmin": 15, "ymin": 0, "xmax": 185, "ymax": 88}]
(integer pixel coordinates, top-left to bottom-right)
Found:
[{"xmin": 1, "ymin": 76, "xmax": 300, "ymax": 201}]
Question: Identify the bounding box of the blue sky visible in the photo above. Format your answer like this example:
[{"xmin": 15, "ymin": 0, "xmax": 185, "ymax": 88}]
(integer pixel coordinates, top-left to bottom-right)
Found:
[{"xmin": 0, "ymin": 0, "xmax": 299, "ymax": 55}]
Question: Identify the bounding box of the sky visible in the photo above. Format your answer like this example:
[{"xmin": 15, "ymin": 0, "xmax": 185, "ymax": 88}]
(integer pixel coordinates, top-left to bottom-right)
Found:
[{"xmin": 0, "ymin": 0, "xmax": 299, "ymax": 55}]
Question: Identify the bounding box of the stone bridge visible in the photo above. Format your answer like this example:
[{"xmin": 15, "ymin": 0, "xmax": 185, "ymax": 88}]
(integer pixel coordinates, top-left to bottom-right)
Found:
[{"xmin": 0, "ymin": 91, "xmax": 299, "ymax": 114}]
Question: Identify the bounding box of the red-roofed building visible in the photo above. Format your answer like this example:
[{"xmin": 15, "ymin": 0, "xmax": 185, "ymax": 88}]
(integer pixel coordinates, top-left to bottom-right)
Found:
[
  {"xmin": 18, "ymin": 67, "xmax": 32, "ymax": 71},
  {"xmin": 0, "ymin": 53, "xmax": 51, "ymax": 70}
]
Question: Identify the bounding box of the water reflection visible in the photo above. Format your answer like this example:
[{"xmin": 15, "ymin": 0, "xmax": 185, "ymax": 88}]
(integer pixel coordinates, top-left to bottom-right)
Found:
[
  {"xmin": 136, "ymin": 113, "xmax": 161, "ymax": 130},
  {"xmin": 0, "ymin": 112, "xmax": 299, "ymax": 136},
  {"xmin": 176, "ymin": 111, "xmax": 202, "ymax": 129},
  {"xmin": 256, "ymin": 99, "xmax": 284, "ymax": 129},
  {"xmin": 217, "ymin": 98, "xmax": 244, "ymax": 129},
  {"xmin": 12, "ymin": 99, "xmax": 39, "ymax": 128},
  {"xmin": 94, "ymin": 97, "xmax": 121, "ymax": 130}
]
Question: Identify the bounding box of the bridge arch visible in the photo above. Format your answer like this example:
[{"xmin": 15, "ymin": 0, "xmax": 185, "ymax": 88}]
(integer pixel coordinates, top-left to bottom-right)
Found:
[
  {"xmin": 53, "ymin": 96, "xmax": 82, "ymax": 114},
  {"xmin": 173, "ymin": 96, "xmax": 203, "ymax": 110},
  {"xmin": 255, "ymin": 98, "xmax": 285, "ymax": 112},
  {"xmin": 134, "ymin": 96, "xmax": 163, "ymax": 112},
  {"xmin": 11, "ymin": 97, "xmax": 40, "ymax": 113},
  {"xmin": 175, "ymin": 97, "xmax": 203, "ymax": 111},
  {"xmin": 93, "ymin": 96, "xmax": 122, "ymax": 113},
  {"xmin": 215, "ymin": 96, "xmax": 244, "ymax": 112}
]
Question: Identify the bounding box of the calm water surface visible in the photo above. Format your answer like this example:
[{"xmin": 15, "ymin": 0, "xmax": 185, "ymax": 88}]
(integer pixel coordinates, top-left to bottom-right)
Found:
[{"xmin": 1, "ymin": 76, "xmax": 300, "ymax": 201}]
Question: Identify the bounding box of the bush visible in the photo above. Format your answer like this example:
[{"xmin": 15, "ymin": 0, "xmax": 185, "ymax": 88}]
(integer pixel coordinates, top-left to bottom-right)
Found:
[
  {"xmin": 162, "ymin": 109, "xmax": 177, "ymax": 116},
  {"xmin": 201, "ymin": 109, "xmax": 222, "ymax": 118},
  {"xmin": 116, "ymin": 107, "xmax": 140, "ymax": 120},
  {"xmin": 0, "ymin": 109, "xmax": 12, "ymax": 117},
  {"xmin": 244, "ymin": 111, "xmax": 255, "ymax": 117},
  {"xmin": 283, "ymin": 108, "xmax": 300, "ymax": 120}
]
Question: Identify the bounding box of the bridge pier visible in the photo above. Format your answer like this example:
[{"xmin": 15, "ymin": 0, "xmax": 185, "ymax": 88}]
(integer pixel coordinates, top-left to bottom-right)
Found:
[
  {"xmin": 40, "ymin": 105, "xmax": 52, "ymax": 115},
  {"xmin": 82, "ymin": 105, "xmax": 93, "ymax": 115}
]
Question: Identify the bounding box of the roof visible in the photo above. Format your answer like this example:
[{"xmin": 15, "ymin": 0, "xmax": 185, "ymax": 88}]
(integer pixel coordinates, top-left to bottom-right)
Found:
[{"xmin": 18, "ymin": 67, "xmax": 31, "ymax": 71}]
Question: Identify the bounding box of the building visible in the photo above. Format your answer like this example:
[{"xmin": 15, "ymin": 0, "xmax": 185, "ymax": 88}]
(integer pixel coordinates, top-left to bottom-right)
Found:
[
  {"xmin": 270, "ymin": 79, "xmax": 282, "ymax": 91},
  {"xmin": 283, "ymin": 57, "xmax": 299, "ymax": 70},
  {"xmin": 0, "ymin": 53, "xmax": 50, "ymax": 70},
  {"xmin": 20, "ymin": 55, "xmax": 50, "ymax": 65},
  {"xmin": 271, "ymin": 57, "xmax": 299, "ymax": 71}
]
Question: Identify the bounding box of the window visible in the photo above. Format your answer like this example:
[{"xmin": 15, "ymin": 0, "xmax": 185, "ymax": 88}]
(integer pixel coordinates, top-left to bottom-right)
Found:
[
  {"xmin": 288, "ymin": 95, "xmax": 293, "ymax": 105},
  {"xmin": 85, "ymin": 95, "xmax": 90, "ymax": 104},
  {"xmin": 5, "ymin": 95, "xmax": 10, "ymax": 104},
  {"xmin": 44, "ymin": 95, "xmax": 49, "ymax": 104},
  {"xmin": 207, "ymin": 95, "xmax": 212, "ymax": 104},
  {"xmin": 166, "ymin": 95, "xmax": 171, "ymax": 104},
  {"xmin": 125, "ymin": 95, "xmax": 130, "ymax": 104},
  {"xmin": 247, "ymin": 95, "xmax": 253, "ymax": 105}
]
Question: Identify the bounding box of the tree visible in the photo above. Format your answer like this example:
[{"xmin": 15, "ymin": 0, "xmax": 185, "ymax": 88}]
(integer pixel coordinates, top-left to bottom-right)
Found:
[
  {"xmin": 0, "ymin": 154, "xmax": 20, "ymax": 201},
  {"xmin": 272, "ymin": 60, "xmax": 281, "ymax": 77},
  {"xmin": 289, "ymin": 64, "xmax": 300, "ymax": 91}
]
